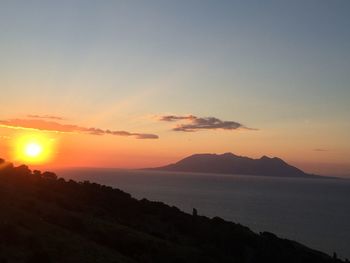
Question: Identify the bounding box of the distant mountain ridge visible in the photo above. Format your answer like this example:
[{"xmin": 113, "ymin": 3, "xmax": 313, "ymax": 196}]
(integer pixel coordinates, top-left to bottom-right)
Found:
[{"xmin": 150, "ymin": 153, "xmax": 320, "ymax": 178}]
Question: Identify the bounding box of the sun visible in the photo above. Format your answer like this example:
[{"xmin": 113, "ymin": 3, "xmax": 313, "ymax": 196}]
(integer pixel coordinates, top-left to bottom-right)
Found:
[
  {"xmin": 13, "ymin": 134, "xmax": 56, "ymax": 164},
  {"xmin": 24, "ymin": 142, "xmax": 43, "ymax": 157}
]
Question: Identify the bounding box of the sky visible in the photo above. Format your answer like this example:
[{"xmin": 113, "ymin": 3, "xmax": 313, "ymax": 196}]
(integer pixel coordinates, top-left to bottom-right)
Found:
[{"xmin": 0, "ymin": 0, "xmax": 349, "ymax": 176}]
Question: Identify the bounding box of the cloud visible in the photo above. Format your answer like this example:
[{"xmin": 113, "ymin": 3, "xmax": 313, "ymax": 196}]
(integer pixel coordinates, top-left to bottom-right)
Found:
[
  {"xmin": 0, "ymin": 118, "xmax": 158, "ymax": 139},
  {"xmin": 159, "ymin": 115, "xmax": 254, "ymax": 132},
  {"xmin": 27, "ymin": 114, "xmax": 64, "ymax": 120},
  {"xmin": 159, "ymin": 115, "xmax": 196, "ymax": 122},
  {"xmin": 314, "ymin": 148, "xmax": 328, "ymax": 152},
  {"xmin": 105, "ymin": 129, "xmax": 159, "ymax": 139}
]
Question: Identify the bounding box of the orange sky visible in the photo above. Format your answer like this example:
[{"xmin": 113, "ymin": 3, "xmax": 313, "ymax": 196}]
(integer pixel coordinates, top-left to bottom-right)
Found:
[
  {"xmin": 0, "ymin": 119, "xmax": 349, "ymax": 177},
  {"xmin": 1, "ymin": 1, "xmax": 349, "ymax": 177}
]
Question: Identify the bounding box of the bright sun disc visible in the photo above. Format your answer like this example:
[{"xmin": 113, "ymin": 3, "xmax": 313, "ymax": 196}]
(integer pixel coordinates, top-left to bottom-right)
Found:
[
  {"xmin": 25, "ymin": 143, "xmax": 43, "ymax": 157},
  {"xmin": 13, "ymin": 134, "xmax": 56, "ymax": 164}
]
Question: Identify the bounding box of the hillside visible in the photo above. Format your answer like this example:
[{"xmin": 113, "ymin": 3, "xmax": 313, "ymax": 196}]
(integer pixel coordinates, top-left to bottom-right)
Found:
[
  {"xmin": 151, "ymin": 153, "xmax": 319, "ymax": 178},
  {"xmin": 0, "ymin": 158, "xmax": 343, "ymax": 263}
]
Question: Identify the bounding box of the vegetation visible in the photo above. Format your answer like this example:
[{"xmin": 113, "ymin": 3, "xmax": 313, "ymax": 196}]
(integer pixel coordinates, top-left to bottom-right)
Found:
[{"xmin": 0, "ymin": 158, "xmax": 344, "ymax": 262}]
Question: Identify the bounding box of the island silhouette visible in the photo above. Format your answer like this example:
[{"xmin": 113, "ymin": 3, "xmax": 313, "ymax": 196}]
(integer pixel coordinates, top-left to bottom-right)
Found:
[
  {"xmin": 149, "ymin": 152, "xmax": 324, "ymax": 178},
  {"xmin": 0, "ymin": 158, "xmax": 344, "ymax": 262}
]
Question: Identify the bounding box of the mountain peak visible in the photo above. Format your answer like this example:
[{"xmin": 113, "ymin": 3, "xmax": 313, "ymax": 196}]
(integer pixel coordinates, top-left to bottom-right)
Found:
[
  {"xmin": 221, "ymin": 152, "xmax": 237, "ymax": 157},
  {"xmin": 260, "ymin": 156, "xmax": 286, "ymax": 163}
]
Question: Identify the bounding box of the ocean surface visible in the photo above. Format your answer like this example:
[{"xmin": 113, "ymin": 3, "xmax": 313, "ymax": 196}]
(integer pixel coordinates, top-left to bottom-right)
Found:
[{"xmin": 57, "ymin": 168, "xmax": 350, "ymax": 259}]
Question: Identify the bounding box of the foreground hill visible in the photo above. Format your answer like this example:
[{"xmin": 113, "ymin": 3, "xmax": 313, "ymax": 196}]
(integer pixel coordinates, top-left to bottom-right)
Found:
[
  {"xmin": 150, "ymin": 153, "xmax": 319, "ymax": 178},
  {"xmin": 0, "ymin": 158, "xmax": 343, "ymax": 263}
]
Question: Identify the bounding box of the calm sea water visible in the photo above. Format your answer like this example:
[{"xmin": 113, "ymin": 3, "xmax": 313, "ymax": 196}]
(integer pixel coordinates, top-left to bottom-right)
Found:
[{"xmin": 57, "ymin": 168, "xmax": 350, "ymax": 259}]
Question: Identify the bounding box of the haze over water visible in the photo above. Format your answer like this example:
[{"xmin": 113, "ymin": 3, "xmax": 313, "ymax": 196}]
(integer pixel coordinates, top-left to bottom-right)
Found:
[{"xmin": 58, "ymin": 168, "xmax": 350, "ymax": 259}]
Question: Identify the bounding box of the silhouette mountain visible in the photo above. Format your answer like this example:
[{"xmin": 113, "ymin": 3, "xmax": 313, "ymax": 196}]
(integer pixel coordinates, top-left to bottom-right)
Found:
[
  {"xmin": 0, "ymin": 158, "xmax": 342, "ymax": 262},
  {"xmin": 150, "ymin": 153, "xmax": 318, "ymax": 178}
]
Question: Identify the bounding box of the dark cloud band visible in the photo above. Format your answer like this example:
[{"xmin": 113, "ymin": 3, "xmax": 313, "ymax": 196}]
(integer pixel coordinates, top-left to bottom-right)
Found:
[
  {"xmin": 0, "ymin": 118, "xmax": 158, "ymax": 139},
  {"xmin": 160, "ymin": 115, "xmax": 252, "ymax": 132}
]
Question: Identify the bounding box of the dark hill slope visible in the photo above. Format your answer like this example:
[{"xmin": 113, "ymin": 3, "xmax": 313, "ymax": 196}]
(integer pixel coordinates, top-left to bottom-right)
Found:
[
  {"xmin": 151, "ymin": 153, "xmax": 317, "ymax": 178},
  {"xmin": 0, "ymin": 159, "xmax": 342, "ymax": 263}
]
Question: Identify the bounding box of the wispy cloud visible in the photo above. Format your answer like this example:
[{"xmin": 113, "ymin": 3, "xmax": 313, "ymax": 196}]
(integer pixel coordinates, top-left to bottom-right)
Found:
[
  {"xmin": 27, "ymin": 114, "xmax": 64, "ymax": 120},
  {"xmin": 159, "ymin": 115, "xmax": 254, "ymax": 132},
  {"xmin": 159, "ymin": 115, "xmax": 196, "ymax": 122},
  {"xmin": 0, "ymin": 119, "xmax": 158, "ymax": 139},
  {"xmin": 314, "ymin": 148, "xmax": 328, "ymax": 152}
]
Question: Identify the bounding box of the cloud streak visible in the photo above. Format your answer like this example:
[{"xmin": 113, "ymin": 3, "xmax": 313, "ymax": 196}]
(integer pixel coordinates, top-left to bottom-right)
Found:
[
  {"xmin": 159, "ymin": 115, "xmax": 196, "ymax": 122},
  {"xmin": 159, "ymin": 115, "xmax": 253, "ymax": 132},
  {"xmin": 27, "ymin": 114, "xmax": 64, "ymax": 120},
  {"xmin": 314, "ymin": 148, "xmax": 328, "ymax": 152},
  {"xmin": 0, "ymin": 119, "xmax": 158, "ymax": 139}
]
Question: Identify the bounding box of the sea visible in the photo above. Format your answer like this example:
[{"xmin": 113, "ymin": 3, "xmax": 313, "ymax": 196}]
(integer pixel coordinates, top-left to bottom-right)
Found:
[{"xmin": 57, "ymin": 168, "xmax": 350, "ymax": 259}]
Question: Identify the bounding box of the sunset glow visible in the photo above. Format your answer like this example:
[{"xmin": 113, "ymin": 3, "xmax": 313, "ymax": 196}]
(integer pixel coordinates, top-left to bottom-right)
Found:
[
  {"xmin": 0, "ymin": 1, "xmax": 348, "ymax": 176},
  {"xmin": 13, "ymin": 134, "xmax": 55, "ymax": 165},
  {"xmin": 0, "ymin": 2, "xmax": 350, "ymax": 262}
]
